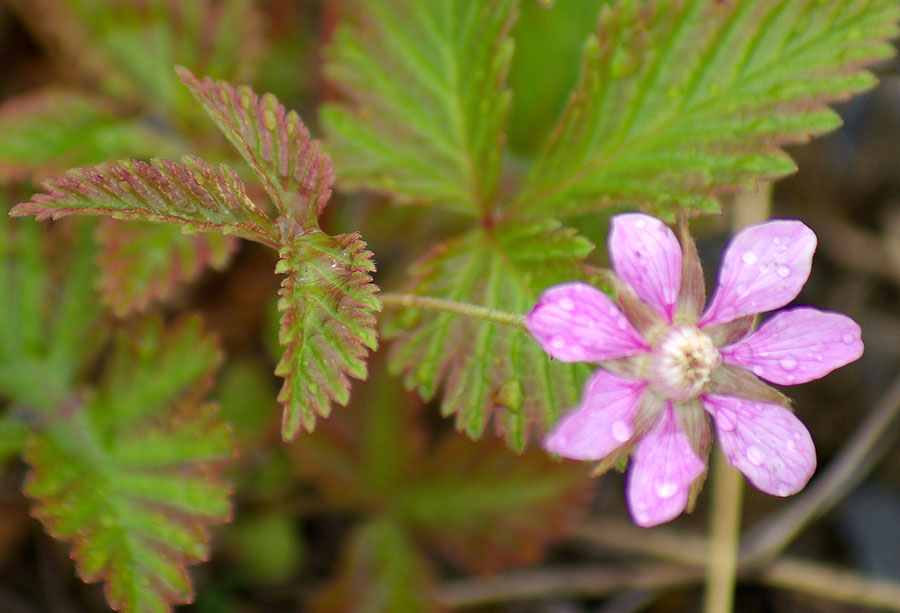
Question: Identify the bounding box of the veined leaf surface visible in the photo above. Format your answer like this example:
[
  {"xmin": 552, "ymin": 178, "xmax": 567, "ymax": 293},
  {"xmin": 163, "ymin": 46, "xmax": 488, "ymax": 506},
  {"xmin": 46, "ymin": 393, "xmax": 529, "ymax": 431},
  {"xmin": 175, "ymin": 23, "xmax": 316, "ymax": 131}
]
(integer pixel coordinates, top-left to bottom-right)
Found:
[
  {"xmin": 515, "ymin": 0, "xmax": 900, "ymax": 219},
  {"xmin": 385, "ymin": 219, "xmax": 594, "ymax": 451},
  {"xmin": 321, "ymin": 0, "xmax": 517, "ymax": 216},
  {"xmin": 23, "ymin": 317, "xmax": 234, "ymax": 613}
]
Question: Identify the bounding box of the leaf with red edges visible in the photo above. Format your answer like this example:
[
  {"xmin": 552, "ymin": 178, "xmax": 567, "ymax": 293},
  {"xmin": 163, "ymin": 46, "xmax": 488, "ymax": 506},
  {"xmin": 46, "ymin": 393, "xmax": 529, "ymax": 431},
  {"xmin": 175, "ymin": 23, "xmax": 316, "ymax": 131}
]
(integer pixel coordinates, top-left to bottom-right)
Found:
[
  {"xmin": 275, "ymin": 230, "xmax": 380, "ymax": 440},
  {"xmin": 177, "ymin": 66, "xmax": 335, "ymax": 226},
  {"xmin": 23, "ymin": 316, "xmax": 234, "ymax": 613},
  {"xmin": 11, "ymin": 155, "xmax": 279, "ymax": 247},
  {"xmin": 96, "ymin": 219, "xmax": 236, "ymax": 317}
]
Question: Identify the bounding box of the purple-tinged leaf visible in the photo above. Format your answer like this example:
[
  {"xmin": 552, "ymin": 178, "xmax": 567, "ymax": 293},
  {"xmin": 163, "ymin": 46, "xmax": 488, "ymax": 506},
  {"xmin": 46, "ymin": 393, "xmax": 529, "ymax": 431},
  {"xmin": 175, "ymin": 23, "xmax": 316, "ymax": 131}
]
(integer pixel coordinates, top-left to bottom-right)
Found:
[
  {"xmin": 96, "ymin": 219, "xmax": 236, "ymax": 317},
  {"xmin": 177, "ymin": 67, "xmax": 334, "ymax": 227},
  {"xmin": 275, "ymin": 230, "xmax": 381, "ymax": 440},
  {"xmin": 11, "ymin": 155, "xmax": 279, "ymax": 247}
]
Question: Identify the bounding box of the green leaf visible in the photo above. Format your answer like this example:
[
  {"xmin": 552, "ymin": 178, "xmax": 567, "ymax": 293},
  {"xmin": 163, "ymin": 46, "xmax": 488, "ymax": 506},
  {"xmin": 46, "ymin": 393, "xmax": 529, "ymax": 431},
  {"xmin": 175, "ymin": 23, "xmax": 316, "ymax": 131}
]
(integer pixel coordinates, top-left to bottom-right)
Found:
[
  {"xmin": 385, "ymin": 219, "xmax": 593, "ymax": 451},
  {"xmin": 0, "ymin": 91, "xmax": 181, "ymax": 184},
  {"xmin": 177, "ymin": 67, "xmax": 335, "ymax": 226},
  {"xmin": 321, "ymin": 0, "xmax": 517, "ymax": 216},
  {"xmin": 311, "ymin": 518, "xmax": 442, "ymax": 613},
  {"xmin": 515, "ymin": 0, "xmax": 900, "ymax": 220},
  {"xmin": 275, "ymin": 230, "xmax": 381, "ymax": 440},
  {"xmin": 11, "ymin": 155, "xmax": 279, "ymax": 246},
  {"xmin": 23, "ymin": 316, "xmax": 234, "ymax": 613},
  {"xmin": 33, "ymin": 0, "xmax": 263, "ymax": 115},
  {"xmin": 96, "ymin": 219, "xmax": 236, "ymax": 317},
  {"xmin": 0, "ymin": 209, "xmax": 104, "ymax": 411}
]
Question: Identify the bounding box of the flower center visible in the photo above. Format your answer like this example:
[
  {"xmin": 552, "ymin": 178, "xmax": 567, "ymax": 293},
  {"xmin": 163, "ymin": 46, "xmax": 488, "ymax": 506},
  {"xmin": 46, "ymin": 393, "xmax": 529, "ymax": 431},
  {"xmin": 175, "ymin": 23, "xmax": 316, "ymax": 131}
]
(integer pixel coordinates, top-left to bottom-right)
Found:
[{"xmin": 650, "ymin": 325, "xmax": 720, "ymax": 401}]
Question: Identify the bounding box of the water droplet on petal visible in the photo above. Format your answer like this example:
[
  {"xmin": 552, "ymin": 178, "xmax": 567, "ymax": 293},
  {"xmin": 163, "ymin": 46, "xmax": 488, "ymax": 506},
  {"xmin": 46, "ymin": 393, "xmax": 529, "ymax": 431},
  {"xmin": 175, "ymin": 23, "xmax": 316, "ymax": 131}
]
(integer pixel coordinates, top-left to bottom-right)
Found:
[
  {"xmin": 742, "ymin": 252, "xmax": 758, "ymax": 265},
  {"xmin": 654, "ymin": 480, "xmax": 678, "ymax": 499},
  {"xmin": 777, "ymin": 265, "xmax": 791, "ymax": 278},
  {"xmin": 747, "ymin": 445, "xmax": 764, "ymax": 466},
  {"xmin": 558, "ymin": 298, "xmax": 574, "ymax": 311},
  {"xmin": 635, "ymin": 218, "xmax": 646, "ymax": 228},
  {"xmin": 617, "ymin": 318, "xmax": 628, "ymax": 330},
  {"xmin": 779, "ymin": 356, "xmax": 798, "ymax": 371},
  {"xmin": 842, "ymin": 333, "xmax": 855, "ymax": 345},
  {"xmin": 611, "ymin": 420, "xmax": 633, "ymax": 442},
  {"xmin": 550, "ymin": 336, "xmax": 566, "ymax": 349},
  {"xmin": 815, "ymin": 354, "xmax": 824, "ymax": 362},
  {"xmin": 776, "ymin": 482, "xmax": 791, "ymax": 496},
  {"xmin": 786, "ymin": 440, "xmax": 796, "ymax": 452},
  {"xmin": 736, "ymin": 284, "xmax": 749, "ymax": 297},
  {"xmin": 773, "ymin": 237, "xmax": 781, "ymax": 245}
]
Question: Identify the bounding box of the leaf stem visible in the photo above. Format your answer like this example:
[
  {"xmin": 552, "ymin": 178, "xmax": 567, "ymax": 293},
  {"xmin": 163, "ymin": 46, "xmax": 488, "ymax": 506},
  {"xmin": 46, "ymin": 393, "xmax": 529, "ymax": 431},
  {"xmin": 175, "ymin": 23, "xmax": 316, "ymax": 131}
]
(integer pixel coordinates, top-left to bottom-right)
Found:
[{"xmin": 379, "ymin": 292, "xmax": 526, "ymax": 331}]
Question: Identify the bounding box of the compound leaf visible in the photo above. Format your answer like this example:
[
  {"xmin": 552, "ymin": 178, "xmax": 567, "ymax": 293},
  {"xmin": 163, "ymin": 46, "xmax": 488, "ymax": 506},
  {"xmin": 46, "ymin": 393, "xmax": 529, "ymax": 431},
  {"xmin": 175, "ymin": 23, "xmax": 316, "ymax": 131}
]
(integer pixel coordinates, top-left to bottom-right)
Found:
[
  {"xmin": 515, "ymin": 0, "xmax": 900, "ymax": 219},
  {"xmin": 385, "ymin": 219, "xmax": 593, "ymax": 451},
  {"xmin": 275, "ymin": 230, "xmax": 380, "ymax": 440},
  {"xmin": 177, "ymin": 67, "xmax": 335, "ymax": 226},
  {"xmin": 321, "ymin": 0, "xmax": 517, "ymax": 216},
  {"xmin": 96, "ymin": 219, "xmax": 236, "ymax": 316},
  {"xmin": 23, "ymin": 316, "xmax": 234, "ymax": 613},
  {"xmin": 11, "ymin": 155, "xmax": 279, "ymax": 247}
]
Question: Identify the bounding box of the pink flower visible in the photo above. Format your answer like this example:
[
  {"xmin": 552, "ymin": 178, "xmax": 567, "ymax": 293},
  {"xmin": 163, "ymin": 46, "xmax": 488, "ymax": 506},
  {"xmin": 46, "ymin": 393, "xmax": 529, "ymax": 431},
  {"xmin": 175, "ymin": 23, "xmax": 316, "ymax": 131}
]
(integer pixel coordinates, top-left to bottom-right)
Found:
[{"xmin": 526, "ymin": 213, "xmax": 863, "ymax": 527}]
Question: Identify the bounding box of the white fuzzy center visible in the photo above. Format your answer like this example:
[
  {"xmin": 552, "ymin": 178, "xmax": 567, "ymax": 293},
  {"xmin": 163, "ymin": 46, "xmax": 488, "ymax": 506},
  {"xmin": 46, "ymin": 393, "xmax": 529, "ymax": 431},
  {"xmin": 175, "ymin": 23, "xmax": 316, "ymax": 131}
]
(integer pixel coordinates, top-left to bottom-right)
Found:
[{"xmin": 651, "ymin": 326, "xmax": 720, "ymax": 401}]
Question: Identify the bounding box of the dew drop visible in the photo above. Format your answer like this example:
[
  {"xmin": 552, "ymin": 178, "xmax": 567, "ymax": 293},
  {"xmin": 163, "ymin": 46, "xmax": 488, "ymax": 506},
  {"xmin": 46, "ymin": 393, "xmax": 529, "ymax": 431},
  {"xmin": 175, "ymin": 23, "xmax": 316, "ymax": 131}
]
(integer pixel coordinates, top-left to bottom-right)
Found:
[
  {"xmin": 786, "ymin": 440, "xmax": 796, "ymax": 452},
  {"xmin": 815, "ymin": 354, "xmax": 824, "ymax": 362},
  {"xmin": 736, "ymin": 284, "xmax": 749, "ymax": 297},
  {"xmin": 779, "ymin": 356, "xmax": 798, "ymax": 371},
  {"xmin": 559, "ymin": 298, "xmax": 575, "ymax": 311},
  {"xmin": 617, "ymin": 318, "xmax": 628, "ymax": 330},
  {"xmin": 611, "ymin": 420, "xmax": 633, "ymax": 442},
  {"xmin": 777, "ymin": 265, "xmax": 791, "ymax": 278},
  {"xmin": 746, "ymin": 445, "xmax": 765, "ymax": 466},
  {"xmin": 635, "ymin": 218, "xmax": 646, "ymax": 228},
  {"xmin": 841, "ymin": 333, "xmax": 855, "ymax": 345},
  {"xmin": 654, "ymin": 480, "xmax": 678, "ymax": 499},
  {"xmin": 741, "ymin": 251, "xmax": 758, "ymax": 265},
  {"xmin": 776, "ymin": 482, "xmax": 791, "ymax": 496},
  {"xmin": 773, "ymin": 237, "xmax": 781, "ymax": 245},
  {"xmin": 550, "ymin": 336, "xmax": 566, "ymax": 349}
]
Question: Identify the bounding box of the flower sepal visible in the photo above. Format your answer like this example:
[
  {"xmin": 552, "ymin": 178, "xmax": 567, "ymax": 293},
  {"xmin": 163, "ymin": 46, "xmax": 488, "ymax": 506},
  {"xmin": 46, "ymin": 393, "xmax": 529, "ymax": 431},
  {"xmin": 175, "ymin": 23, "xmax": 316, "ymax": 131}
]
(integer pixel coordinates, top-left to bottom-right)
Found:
[
  {"xmin": 709, "ymin": 363, "xmax": 792, "ymax": 409},
  {"xmin": 703, "ymin": 314, "xmax": 756, "ymax": 347},
  {"xmin": 675, "ymin": 215, "xmax": 706, "ymax": 321}
]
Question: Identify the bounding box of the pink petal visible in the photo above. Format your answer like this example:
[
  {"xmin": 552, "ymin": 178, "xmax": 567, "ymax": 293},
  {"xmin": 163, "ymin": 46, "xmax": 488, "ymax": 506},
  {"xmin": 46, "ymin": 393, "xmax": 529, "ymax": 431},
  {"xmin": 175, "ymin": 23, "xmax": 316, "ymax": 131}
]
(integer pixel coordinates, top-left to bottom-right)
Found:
[
  {"xmin": 720, "ymin": 308, "xmax": 864, "ymax": 385},
  {"xmin": 609, "ymin": 213, "xmax": 682, "ymax": 323},
  {"xmin": 700, "ymin": 220, "xmax": 816, "ymax": 327},
  {"xmin": 703, "ymin": 394, "xmax": 816, "ymax": 496},
  {"xmin": 543, "ymin": 371, "xmax": 647, "ymax": 461},
  {"xmin": 526, "ymin": 282, "xmax": 649, "ymax": 363},
  {"xmin": 626, "ymin": 404, "xmax": 705, "ymax": 527}
]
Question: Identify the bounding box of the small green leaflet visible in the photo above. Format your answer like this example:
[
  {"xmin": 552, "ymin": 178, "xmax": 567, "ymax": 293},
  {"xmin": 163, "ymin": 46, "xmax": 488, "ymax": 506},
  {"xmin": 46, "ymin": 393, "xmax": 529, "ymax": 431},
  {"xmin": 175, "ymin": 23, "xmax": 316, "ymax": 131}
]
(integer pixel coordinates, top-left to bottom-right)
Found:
[
  {"xmin": 96, "ymin": 220, "xmax": 236, "ymax": 316},
  {"xmin": 177, "ymin": 67, "xmax": 335, "ymax": 227},
  {"xmin": 11, "ymin": 155, "xmax": 280, "ymax": 246},
  {"xmin": 514, "ymin": 0, "xmax": 900, "ymax": 219},
  {"xmin": 385, "ymin": 219, "xmax": 593, "ymax": 451},
  {"xmin": 276, "ymin": 230, "xmax": 380, "ymax": 439},
  {"xmin": 321, "ymin": 0, "xmax": 516, "ymax": 216},
  {"xmin": 23, "ymin": 317, "xmax": 234, "ymax": 613}
]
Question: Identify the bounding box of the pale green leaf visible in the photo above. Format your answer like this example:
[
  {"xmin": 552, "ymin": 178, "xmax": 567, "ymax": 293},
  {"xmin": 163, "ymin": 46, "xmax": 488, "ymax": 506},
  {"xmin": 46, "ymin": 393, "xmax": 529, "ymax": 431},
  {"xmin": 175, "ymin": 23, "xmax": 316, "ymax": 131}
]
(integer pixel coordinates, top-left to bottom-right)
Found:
[
  {"xmin": 385, "ymin": 219, "xmax": 594, "ymax": 451},
  {"xmin": 321, "ymin": 0, "xmax": 517, "ymax": 216},
  {"xmin": 23, "ymin": 316, "xmax": 234, "ymax": 613},
  {"xmin": 515, "ymin": 0, "xmax": 900, "ymax": 219}
]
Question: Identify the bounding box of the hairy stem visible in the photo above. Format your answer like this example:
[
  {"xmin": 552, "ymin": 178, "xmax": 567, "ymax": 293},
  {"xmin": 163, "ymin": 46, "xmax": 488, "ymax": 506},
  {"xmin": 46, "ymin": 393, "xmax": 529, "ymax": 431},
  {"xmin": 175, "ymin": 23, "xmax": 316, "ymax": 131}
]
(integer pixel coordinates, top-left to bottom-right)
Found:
[{"xmin": 379, "ymin": 292, "xmax": 526, "ymax": 331}]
